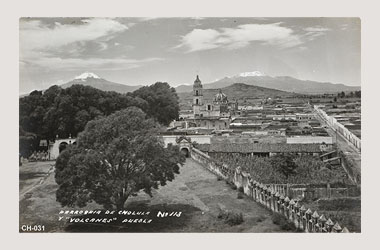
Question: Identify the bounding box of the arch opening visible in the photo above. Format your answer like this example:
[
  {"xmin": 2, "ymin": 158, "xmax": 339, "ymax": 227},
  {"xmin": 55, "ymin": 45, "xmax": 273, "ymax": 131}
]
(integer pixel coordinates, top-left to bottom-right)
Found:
[
  {"xmin": 180, "ymin": 147, "xmax": 190, "ymax": 158},
  {"xmin": 59, "ymin": 142, "xmax": 68, "ymax": 153}
]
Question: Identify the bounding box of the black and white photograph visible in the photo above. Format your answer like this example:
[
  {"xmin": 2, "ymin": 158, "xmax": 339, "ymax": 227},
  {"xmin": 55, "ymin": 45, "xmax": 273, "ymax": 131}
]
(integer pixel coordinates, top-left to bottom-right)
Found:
[{"xmin": 18, "ymin": 16, "xmax": 363, "ymax": 233}]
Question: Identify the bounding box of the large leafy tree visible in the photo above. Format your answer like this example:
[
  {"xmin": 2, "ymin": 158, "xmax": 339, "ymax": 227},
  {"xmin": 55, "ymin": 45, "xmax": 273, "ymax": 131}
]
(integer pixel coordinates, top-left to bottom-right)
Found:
[
  {"xmin": 270, "ymin": 154, "xmax": 297, "ymax": 178},
  {"xmin": 55, "ymin": 107, "xmax": 185, "ymax": 210},
  {"xmin": 132, "ymin": 82, "xmax": 180, "ymax": 125}
]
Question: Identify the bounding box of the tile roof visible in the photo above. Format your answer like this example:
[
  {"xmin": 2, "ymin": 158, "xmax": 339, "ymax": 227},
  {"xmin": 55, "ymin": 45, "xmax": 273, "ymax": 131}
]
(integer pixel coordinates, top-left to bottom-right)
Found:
[{"xmin": 200, "ymin": 143, "xmax": 323, "ymax": 153}]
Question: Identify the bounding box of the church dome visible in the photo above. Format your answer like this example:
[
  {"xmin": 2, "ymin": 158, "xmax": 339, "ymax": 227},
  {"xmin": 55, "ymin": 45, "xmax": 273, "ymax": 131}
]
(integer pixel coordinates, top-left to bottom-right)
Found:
[{"xmin": 214, "ymin": 89, "xmax": 228, "ymax": 103}]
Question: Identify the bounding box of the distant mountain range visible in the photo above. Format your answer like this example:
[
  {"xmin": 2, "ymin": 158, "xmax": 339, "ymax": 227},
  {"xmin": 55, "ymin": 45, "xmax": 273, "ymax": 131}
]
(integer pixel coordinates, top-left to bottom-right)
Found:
[
  {"xmin": 21, "ymin": 71, "xmax": 360, "ymax": 98},
  {"xmin": 60, "ymin": 72, "xmax": 141, "ymax": 93},
  {"xmin": 175, "ymin": 72, "xmax": 361, "ymax": 94},
  {"xmin": 177, "ymin": 82, "xmax": 297, "ymax": 109}
]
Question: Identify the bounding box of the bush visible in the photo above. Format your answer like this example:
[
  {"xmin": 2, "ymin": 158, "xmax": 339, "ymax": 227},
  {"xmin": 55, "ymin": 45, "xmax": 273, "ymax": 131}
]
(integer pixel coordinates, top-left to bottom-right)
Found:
[
  {"xmin": 218, "ymin": 210, "xmax": 244, "ymax": 226},
  {"xmin": 231, "ymin": 184, "xmax": 237, "ymax": 190},
  {"xmin": 256, "ymin": 215, "xmax": 266, "ymax": 223},
  {"xmin": 238, "ymin": 187, "xmax": 244, "ymax": 193},
  {"xmin": 217, "ymin": 176, "xmax": 223, "ymax": 181},
  {"xmin": 237, "ymin": 192, "xmax": 244, "ymax": 199},
  {"xmin": 271, "ymin": 213, "xmax": 297, "ymax": 231}
]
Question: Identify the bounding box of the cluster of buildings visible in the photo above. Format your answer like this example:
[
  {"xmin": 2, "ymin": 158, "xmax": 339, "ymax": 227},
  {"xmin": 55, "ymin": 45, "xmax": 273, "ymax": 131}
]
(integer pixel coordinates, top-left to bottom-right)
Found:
[{"xmin": 165, "ymin": 75, "xmax": 336, "ymax": 157}]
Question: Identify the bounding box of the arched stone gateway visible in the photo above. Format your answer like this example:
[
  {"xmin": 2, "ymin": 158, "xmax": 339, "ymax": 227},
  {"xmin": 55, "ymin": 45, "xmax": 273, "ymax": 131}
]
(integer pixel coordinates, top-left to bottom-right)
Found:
[
  {"xmin": 49, "ymin": 138, "xmax": 77, "ymax": 160},
  {"xmin": 175, "ymin": 136, "xmax": 192, "ymax": 157},
  {"xmin": 59, "ymin": 142, "xmax": 68, "ymax": 153},
  {"xmin": 180, "ymin": 147, "xmax": 190, "ymax": 157}
]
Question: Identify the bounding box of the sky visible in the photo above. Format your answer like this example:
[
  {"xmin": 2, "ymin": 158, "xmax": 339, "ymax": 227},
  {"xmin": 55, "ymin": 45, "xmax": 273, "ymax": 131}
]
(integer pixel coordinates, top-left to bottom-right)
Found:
[{"xmin": 19, "ymin": 17, "xmax": 361, "ymax": 94}]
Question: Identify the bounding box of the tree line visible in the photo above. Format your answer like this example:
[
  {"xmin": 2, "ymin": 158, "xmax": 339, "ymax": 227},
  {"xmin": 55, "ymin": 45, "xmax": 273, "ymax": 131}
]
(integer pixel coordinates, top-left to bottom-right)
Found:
[{"xmin": 19, "ymin": 82, "xmax": 180, "ymax": 157}]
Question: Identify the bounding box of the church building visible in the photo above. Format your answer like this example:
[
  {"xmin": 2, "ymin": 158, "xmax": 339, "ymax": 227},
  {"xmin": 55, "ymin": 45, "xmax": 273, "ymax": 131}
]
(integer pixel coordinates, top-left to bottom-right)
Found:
[{"xmin": 188, "ymin": 75, "xmax": 237, "ymax": 130}]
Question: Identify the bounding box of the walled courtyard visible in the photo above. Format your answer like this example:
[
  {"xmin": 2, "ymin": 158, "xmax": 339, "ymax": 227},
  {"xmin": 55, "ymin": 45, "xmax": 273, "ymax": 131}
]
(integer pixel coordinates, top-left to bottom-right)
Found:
[{"xmin": 19, "ymin": 159, "xmax": 293, "ymax": 232}]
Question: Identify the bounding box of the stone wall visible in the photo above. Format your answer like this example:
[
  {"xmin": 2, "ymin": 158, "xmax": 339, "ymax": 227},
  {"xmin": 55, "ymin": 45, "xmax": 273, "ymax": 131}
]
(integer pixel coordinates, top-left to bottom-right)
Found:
[
  {"xmin": 191, "ymin": 147, "xmax": 233, "ymax": 182},
  {"xmin": 191, "ymin": 147, "xmax": 350, "ymax": 233},
  {"xmin": 314, "ymin": 106, "xmax": 361, "ymax": 150},
  {"xmin": 161, "ymin": 135, "xmax": 211, "ymax": 147}
]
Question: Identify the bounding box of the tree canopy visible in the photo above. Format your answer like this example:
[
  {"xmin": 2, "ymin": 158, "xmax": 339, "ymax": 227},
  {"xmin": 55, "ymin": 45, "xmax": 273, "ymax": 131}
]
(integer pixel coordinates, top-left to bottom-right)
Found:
[
  {"xmin": 55, "ymin": 107, "xmax": 185, "ymax": 210},
  {"xmin": 269, "ymin": 154, "xmax": 297, "ymax": 178},
  {"xmin": 211, "ymin": 153, "xmax": 351, "ymax": 185},
  {"xmin": 131, "ymin": 82, "xmax": 180, "ymax": 126},
  {"xmin": 19, "ymin": 82, "xmax": 180, "ymax": 156}
]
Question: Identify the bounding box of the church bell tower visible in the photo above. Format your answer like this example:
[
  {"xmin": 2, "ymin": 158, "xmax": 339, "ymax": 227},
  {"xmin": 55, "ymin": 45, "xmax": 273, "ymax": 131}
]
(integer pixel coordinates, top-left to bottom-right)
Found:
[{"xmin": 192, "ymin": 75, "xmax": 203, "ymax": 117}]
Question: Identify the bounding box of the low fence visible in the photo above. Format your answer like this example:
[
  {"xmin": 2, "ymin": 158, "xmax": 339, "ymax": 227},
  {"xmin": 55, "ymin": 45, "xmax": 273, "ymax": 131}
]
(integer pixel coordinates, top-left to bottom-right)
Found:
[{"xmin": 191, "ymin": 147, "xmax": 350, "ymax": 233}]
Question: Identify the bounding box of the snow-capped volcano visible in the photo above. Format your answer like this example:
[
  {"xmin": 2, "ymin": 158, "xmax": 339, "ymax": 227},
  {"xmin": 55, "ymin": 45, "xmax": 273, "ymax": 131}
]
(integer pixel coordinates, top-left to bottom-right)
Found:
[
  {"xmin": 74, "ymin": 72, "xmax": 101, "ymax": 80},
  {"xmin": 237, "ymin": 71, "xmax": 266, "ymax": 77},
  {"xmin": 60, "ymin": 72, "xmax": 141, "ymax": 93}
]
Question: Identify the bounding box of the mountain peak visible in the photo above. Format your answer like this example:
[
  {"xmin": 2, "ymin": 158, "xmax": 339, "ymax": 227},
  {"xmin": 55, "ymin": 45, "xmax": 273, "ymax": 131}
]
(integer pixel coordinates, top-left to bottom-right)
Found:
[
  {"xmin": 237, "ymin": 71, "xmax": 266, "ymax": 77},
  {"xmin": 74, "ymin": 72, "xmax": 101, "ymax": 80}
]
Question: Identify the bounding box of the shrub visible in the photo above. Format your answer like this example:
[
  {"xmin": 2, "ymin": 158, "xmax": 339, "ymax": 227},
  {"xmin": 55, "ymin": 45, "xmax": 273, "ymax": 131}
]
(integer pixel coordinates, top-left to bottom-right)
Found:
[
  {"xmin": 218, "ymin": 210, "xmax": 244, "ymax": 226},
  {"xmin": 231, "ymin": 184, "xmax": 237, "ymax": 190},
  {"xmin": 237, "ymin": 192, "xmax": 244, "ymax": 199},
  {"xmin": 271, "ymin": 213, "xmax": 297, "ymax": 231},
  {"xmin": 238, "ymin": 187, "xmax": 244, "ymax": 193},
  {"xmin": 256, "ymin": 215, "xmax": 266, "ymax": 223},
  {"xmin": 217, "ymin": 176, "xmax": 223, "ymax": 181}
]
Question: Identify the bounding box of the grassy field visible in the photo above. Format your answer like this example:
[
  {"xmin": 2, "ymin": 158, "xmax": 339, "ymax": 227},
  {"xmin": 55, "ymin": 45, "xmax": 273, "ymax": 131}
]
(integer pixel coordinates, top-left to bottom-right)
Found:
[{"xmin": 19, "ymin": 159, "xmax": 293, "ymax": 233}]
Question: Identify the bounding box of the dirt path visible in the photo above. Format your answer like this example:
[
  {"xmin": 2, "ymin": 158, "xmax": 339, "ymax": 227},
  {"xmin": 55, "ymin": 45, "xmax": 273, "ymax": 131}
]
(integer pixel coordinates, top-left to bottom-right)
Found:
[{"xmin": 19, "ymin": 161, "xmax": 55, "ymax": 200}]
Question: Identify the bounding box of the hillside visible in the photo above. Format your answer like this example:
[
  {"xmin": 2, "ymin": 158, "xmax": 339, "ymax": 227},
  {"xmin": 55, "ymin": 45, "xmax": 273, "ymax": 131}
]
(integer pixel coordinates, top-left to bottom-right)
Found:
[
  {"xmin": 178, "ymin": 83, "xmax": 297, "ymax": 109},
  {"xmin": 176, "ymin": 73, "xmax": 360, "ymax": 94}
]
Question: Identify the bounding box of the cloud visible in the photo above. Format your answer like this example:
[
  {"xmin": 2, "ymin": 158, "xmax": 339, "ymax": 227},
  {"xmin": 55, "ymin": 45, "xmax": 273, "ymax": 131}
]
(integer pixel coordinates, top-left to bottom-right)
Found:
[
  {"xmin": 20, "ymin": 18, "xmax": 130, "ymax": 64},
  {"xmin": 302, "ymin": 26, "xmax": 330, "ymax": 41},
  {"xmin": 340, "ymin": 24, "xmax": 349, "ymax": 30},
  {"xmin": 20, "ymin": 18, "xmax": 128, "ymax": 53},
  {"xmin": 175, "ymin": 29, "xmax": 221, "ymax": 52},
  {"xmin": 21, "ymin": 56, "xmax": 164, "ymax": 71},
  {"xmin": 19, "ymin": 18, "xmax": 158, "ymax": 72},
  {"xmin": 20, "ymin": 18, "xmax": 132, "ymax": 68},
  {"xmin": 97, "ymin": 41, "xmax": 109, "ymax": 51},
  {"xmin": 303, "ymin": 27, "xmax": 330, "ymax": 32},
  {"xmin": 176, "ymin": 23, "xmax": 331, "ymax": 53},
  {"xmin": 175, "ymin": 23, "xmax": 304, "ymax": 52}
]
